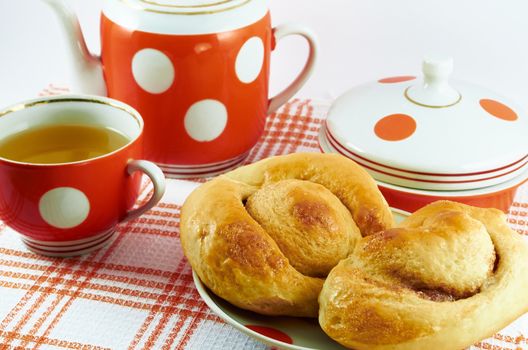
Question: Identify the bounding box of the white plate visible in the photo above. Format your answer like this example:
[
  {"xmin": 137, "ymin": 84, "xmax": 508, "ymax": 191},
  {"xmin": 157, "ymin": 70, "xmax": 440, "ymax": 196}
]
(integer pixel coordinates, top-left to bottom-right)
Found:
[{"xmin": 192, "ymin": 209, "xmax": 409, "ymax": 350}]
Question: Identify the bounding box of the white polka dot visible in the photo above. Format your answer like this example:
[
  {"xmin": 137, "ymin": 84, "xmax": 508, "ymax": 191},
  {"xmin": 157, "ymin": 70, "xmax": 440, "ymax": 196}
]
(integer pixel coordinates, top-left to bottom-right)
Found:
[
  {"xmin": 235, "ymin": 37, "xmax": 264, "ymax": 84},
  {"xmin": 132, "ymin": 48, "xmax": 175, "ymax": 94},
  {"xmin": 184, "ymin": 99, "xmax": 228, "ymax": 142},
  {"xmin": 39, "ymin": 187, "xmax": 90, "ymax": 229}
]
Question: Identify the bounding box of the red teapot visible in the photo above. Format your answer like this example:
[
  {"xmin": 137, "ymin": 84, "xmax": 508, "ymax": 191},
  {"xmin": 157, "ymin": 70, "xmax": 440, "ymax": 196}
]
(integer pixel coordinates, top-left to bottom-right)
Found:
[{"xmin": 43, "ymin": 0, "xmax": 318, "ymax": 177}]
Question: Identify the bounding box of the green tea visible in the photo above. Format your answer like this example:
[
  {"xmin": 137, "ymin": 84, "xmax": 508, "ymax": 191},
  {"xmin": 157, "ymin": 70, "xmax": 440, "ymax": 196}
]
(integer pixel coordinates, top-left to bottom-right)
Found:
[{"xmin": 0, "ymin": 124, "xmax": 130, "ymax": 164}]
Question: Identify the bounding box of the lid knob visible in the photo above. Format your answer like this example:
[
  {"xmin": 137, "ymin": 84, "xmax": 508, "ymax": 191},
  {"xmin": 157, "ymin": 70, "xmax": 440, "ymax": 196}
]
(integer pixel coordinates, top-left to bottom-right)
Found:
[{"xmin": 405, "ymin": 56, "xmax": 461, "ymax": 108}]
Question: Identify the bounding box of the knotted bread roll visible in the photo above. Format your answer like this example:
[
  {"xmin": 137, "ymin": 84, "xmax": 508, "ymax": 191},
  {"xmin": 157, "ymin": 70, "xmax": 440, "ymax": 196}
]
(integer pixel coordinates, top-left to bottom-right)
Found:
[
  {"xmin": 180, "ymin": 153, "xmax": 393, "ymax": 317},
  {"xmin": 319, "ymin": 201, "xmax": 528, "ymax": 350}
]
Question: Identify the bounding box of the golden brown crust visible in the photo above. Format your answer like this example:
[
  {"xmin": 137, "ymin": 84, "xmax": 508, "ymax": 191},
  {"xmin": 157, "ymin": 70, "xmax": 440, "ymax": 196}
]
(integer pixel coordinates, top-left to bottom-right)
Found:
[
  {"xmin": 180, "ymin": 153, "xmax": 393, "ymax": 317},
  {"xmin": 223, "ymin": 153, "xmax": 394, "ymax": 236},
  {"xmin": 246, "ymin": 179, "xmax": 359, "ymax": 277},
  {"xmin": 319, "ymin": 200, "xmax": 528, "ymax": 349}
]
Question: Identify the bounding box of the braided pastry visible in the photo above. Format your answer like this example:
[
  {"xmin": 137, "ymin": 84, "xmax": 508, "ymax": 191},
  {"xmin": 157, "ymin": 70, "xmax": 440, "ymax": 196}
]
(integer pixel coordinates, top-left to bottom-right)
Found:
[
  {"xmin": 319, "ymin": 201, "xmax": 528, "ymax": 350},
  {"xmin": 180, "ymin": 153, "xmax": 393, "ymax": 317}
]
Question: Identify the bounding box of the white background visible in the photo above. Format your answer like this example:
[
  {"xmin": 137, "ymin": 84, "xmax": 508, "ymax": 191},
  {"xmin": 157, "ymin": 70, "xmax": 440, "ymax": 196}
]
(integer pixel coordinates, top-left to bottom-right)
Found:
[{"xmin": 0, "ymin": 0, "xmax": 527, "ymax": 109}]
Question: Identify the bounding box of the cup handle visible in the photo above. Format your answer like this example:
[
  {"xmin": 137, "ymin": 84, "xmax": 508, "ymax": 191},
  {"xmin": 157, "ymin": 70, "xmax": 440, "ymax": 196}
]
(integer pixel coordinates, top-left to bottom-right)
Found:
[
  {"xmin": 123, "ymin": 160, "xmax": 166, "ymax": 222},
  {"xmin": 267, "ymin": 24, "xmax": 318, "ymax": 115}
]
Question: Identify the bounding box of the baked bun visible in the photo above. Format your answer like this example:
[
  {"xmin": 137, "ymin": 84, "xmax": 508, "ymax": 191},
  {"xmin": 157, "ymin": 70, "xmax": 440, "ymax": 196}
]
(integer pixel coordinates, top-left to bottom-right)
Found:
[
  {"xmin": 319, "ymin": 201, "xmax": 528, "ymax": 350},
  {"xmin": 180, "ymin": 153, "xmax": 393, "ymax": 317}
]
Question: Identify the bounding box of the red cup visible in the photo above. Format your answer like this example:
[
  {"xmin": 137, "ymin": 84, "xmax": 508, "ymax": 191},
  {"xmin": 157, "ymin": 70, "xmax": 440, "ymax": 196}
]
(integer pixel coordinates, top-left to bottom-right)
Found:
[
  {"xmin": 0, "ymin": 95, "xmax": 166, "ymax": 257},
  {"xmin": 100, "ymin": 9, "xmax": 318, "ymax": 177}
]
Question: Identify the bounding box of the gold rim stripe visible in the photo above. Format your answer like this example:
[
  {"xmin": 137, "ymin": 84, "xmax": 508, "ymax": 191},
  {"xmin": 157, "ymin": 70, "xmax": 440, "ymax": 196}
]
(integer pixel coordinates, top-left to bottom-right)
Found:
[
  {"xmin": 0, "ymin": 97, "xmax": 142, "ymax": 128},
  {"xmin": 404, "ymin": 86, "xmax": 462, "ymax": 109},
  {"xmin": 121, "ymin": 0, "xmax": 252, "ymax": 15},
  {"xmin": 139, "ymin": 0, "xmax": 235, "ymax": 8}
]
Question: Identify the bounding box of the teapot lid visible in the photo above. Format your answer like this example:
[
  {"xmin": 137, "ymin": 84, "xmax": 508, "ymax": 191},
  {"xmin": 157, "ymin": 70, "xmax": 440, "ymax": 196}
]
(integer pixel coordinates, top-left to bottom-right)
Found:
[
  {"xmin": 121, "ymin": 0, "xmax": 252, "ymax": 14},
  {"xmin": 104, "ymin": 0, "xmax": 268, "ymax": 34},
  {"xmin": 322, "ymin": 57, "xmax": 528, "ymax": 191}
]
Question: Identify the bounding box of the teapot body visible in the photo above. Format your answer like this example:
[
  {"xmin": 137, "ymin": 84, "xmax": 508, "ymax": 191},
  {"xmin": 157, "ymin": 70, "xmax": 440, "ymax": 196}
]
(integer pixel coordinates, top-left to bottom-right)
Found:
[
  {"xmin": 43, "ymin": 0, "xmax": 317, "ymax": 177},
  {"xmin": 100, "ymin": 0, "xmax": 273, "ymax": 175}
]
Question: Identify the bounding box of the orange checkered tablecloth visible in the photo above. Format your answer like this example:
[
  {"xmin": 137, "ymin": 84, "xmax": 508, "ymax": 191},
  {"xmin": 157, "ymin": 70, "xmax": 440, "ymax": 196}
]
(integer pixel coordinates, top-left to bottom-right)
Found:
[{"xmin": 0, "ymin": 94, "xmax": 527, "ymax": 349}]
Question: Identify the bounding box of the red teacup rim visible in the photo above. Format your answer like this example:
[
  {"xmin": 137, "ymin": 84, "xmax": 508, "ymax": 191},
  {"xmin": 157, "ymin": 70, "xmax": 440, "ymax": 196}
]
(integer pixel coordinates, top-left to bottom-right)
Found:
[{"xmin": 0, "ymin": 95, "xmax": 143, "ymax": 167}]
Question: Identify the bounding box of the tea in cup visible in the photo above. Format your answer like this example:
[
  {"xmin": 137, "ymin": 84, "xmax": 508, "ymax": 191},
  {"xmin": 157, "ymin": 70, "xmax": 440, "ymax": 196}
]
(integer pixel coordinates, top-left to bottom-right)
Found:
[{"xmin": 0, "ymin": 124, "xmax": 130, "ymax": 164}]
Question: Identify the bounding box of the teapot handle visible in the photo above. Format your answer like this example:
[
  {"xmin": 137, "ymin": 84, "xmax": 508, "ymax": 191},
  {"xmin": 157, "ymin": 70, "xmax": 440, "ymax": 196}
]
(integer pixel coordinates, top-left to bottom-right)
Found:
[{"xmin": 268, "ymin": 24, "xmax": 318, "ymax": 115}]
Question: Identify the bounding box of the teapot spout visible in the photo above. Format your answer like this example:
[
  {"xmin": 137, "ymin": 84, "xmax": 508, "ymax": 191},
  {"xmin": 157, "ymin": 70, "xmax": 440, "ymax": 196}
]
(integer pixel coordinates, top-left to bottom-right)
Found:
[{"xmin": 42, "ymin": 0, "xmax": 106, "ymax": 96}]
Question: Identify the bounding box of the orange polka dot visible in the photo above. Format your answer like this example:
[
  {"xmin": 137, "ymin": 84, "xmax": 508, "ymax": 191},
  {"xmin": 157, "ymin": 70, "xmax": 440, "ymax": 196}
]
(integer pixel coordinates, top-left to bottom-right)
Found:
[
  {"xmin": 378, "ymin": 76, "xmax": 416, "ymax": 84},
  {"xmin": 374, "ymin": 114, "xmax": 417, "ymax": 141},
  {"xmin": 480, "ymin": 99, "xmax": 518, "ymax": 121},
  {"xmin": 246, "ymin": 325, "xmax": 293, "ymax": 344}
]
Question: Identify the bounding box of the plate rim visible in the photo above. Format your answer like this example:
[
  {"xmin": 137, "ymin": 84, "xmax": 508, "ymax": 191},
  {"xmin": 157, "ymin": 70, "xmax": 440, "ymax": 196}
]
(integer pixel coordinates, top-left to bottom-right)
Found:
[{"xmin": 192, "ymin": 270, "xmax": 318, "ymax": 350}]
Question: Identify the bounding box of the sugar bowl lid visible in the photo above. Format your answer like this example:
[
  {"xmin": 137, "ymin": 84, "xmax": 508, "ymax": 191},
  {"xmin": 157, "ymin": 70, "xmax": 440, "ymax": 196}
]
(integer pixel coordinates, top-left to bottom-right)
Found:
[{"xmin": 322, "ymin": 57, "xmax": 528, "ymax": 191}]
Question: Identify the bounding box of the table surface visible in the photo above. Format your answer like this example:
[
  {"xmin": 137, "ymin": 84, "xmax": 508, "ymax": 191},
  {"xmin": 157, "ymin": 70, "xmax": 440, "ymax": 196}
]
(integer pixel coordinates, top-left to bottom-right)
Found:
[{"xmin": 0, "ymin": 86, "xmax": 526, "ymax": 349}]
